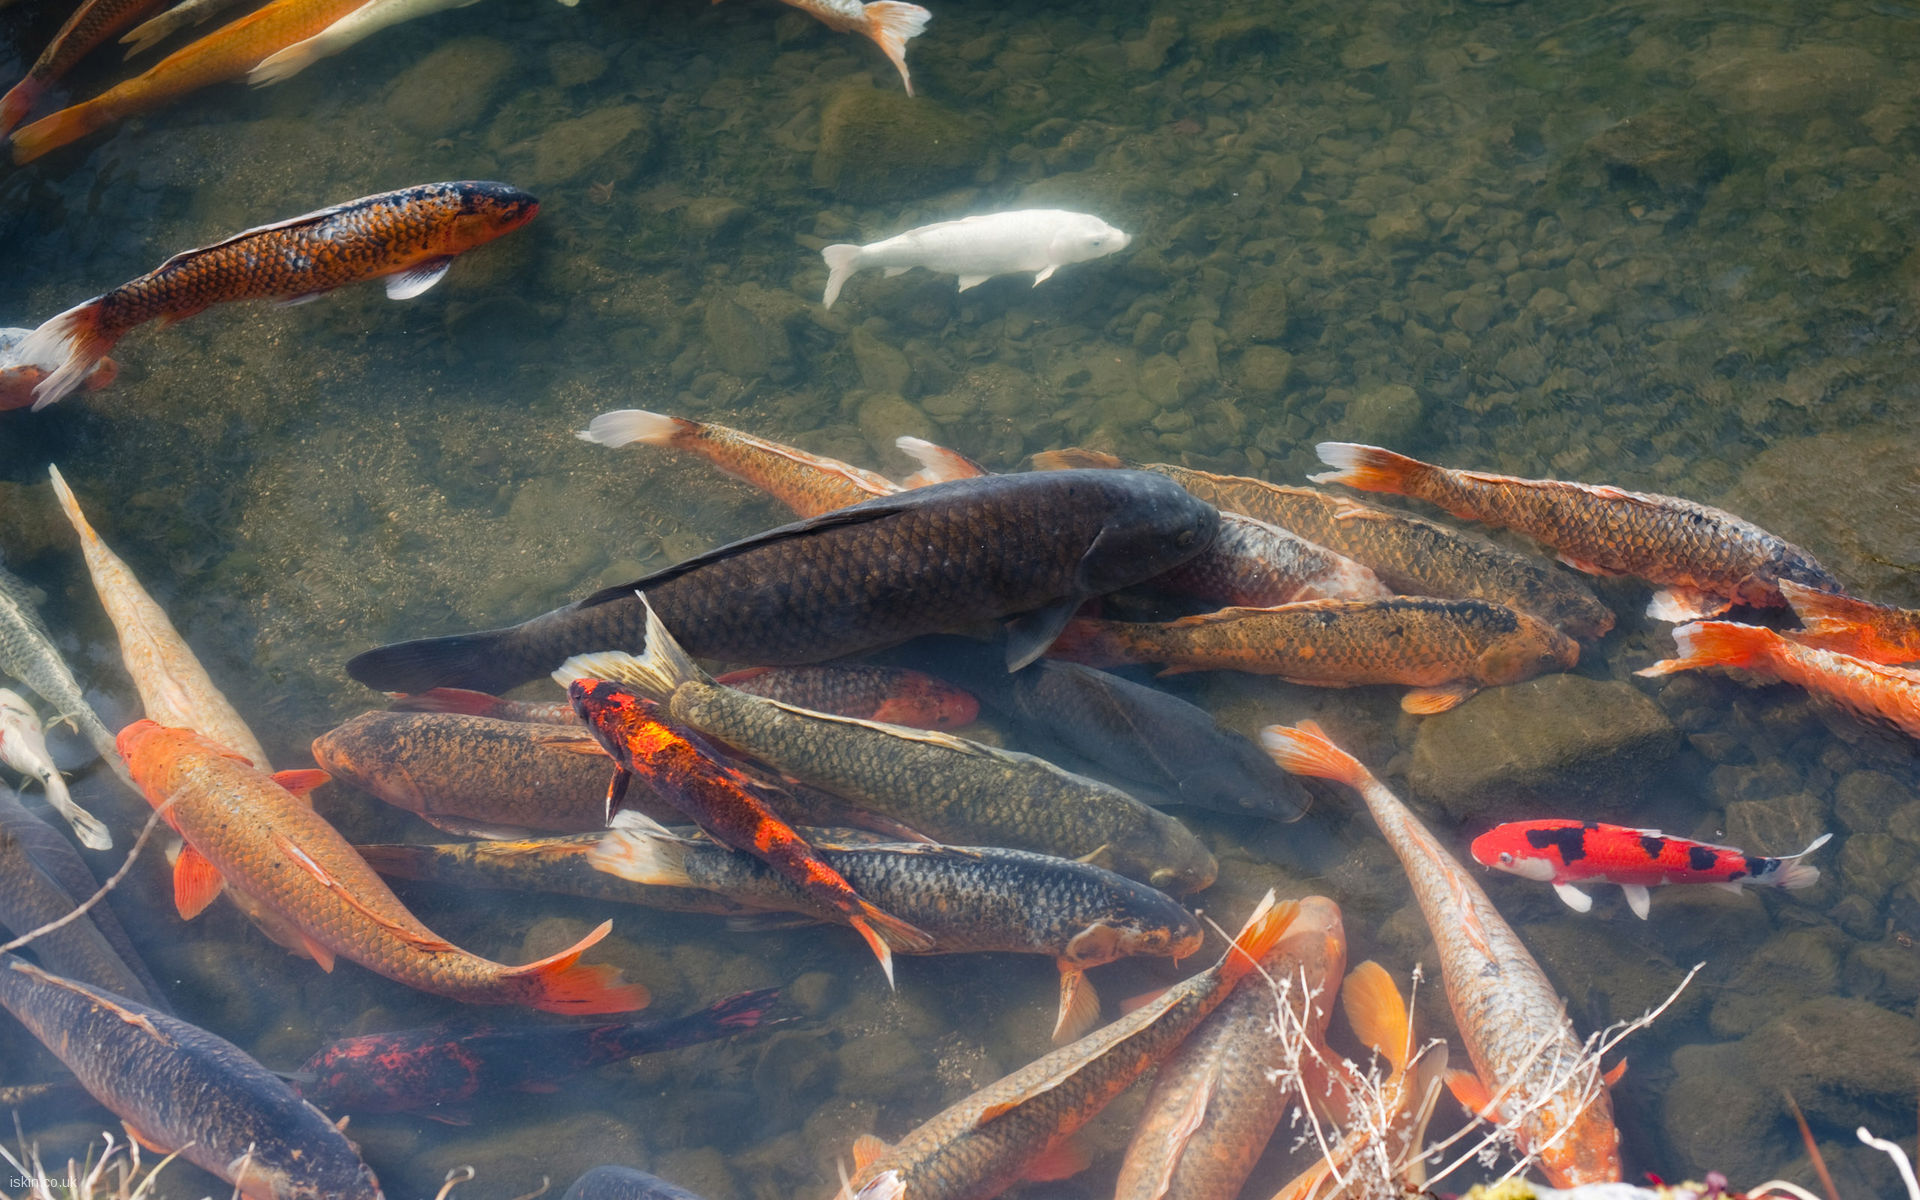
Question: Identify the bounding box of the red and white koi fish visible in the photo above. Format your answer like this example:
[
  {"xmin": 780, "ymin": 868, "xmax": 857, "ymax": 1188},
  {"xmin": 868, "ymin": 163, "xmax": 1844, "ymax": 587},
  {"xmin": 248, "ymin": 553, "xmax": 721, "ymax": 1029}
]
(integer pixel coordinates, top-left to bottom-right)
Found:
[{"xmin": 1470, "ymin": 820, "xmax": 1831, "ymax": 920}]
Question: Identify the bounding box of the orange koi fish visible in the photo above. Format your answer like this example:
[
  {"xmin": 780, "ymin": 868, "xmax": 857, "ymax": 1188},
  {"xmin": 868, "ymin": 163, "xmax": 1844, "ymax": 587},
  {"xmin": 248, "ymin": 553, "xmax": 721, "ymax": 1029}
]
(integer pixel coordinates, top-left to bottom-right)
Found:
[
  {"xmin": 16, "ymin": 181, "xmax": 536, "ymax": 408},
  {"xmin": 1311, "ymin": 442, "xmax": 1843, "ymax": 622},
  {"xmin": 0, "ymin": 0, "xmax": 166, "ymax": 132},
  {"xmin": 1779, "ymin": 579, "xmax": 1920, "ymax": 665},
  {"xmin": 1639, "ymin": 620, "xmax": 1920, "ymax": 741},
  {"xmin": 118, "ymin": 720, "xmax": 648, "ymax": 1013},
  {"xmin": 564, "ymin": 677, "xmax": 932, "ymax": 985},
  {"xmin": 732, "ymin": 0, "xmax": 931, "ymax": 95},
  {"xmin": 1260, "ymin": 723, "xmax": 1621, "ymax": 1188},
  {"xmin": 10, "ymin": 0, "xmax": 377, "ymax": 161}
]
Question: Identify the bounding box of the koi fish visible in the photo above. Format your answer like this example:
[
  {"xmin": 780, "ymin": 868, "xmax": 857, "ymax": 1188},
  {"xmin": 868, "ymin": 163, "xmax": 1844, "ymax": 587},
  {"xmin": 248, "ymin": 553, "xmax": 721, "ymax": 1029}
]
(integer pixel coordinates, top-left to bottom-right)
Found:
[
  {"xmin": 579, "ymin": 409, "xmax": 900, "ymax": 518},
  {"xmin": 1049, "ymin": 597, "xmax": 1578, "ymax": 714},
  {"xmin": 1310, "ymin": 442, "xmax": 1843, "ymax": 622},
  {"xmin": 559, "ymin": 599, "xmax": 1216, "ymax": 893},
  {"xmin": 1638, "ymin": 620, "xmax": 1920, "ymax": 741},
  {"xmin": 0, "ymin": 0, "xmax": 167, "ymax": 132},
  {"xmin": 1470, "ymin": 819, "xmax": 1831, "ymax": 920},
  {"xmin": 822, "ymin": 211, "xmax": 1128, "ymax": 308},
  {"xmin": 0, "ymin": 327, "xmax": 116, "ymax": 409},
  {"xmin": 248, "ymin": 0, "xmax": 483, "ymax": 84},
  {"xmin": 840, "ymin": 894, "xmax": 1299, "ymax": 1200},
  {"xmin": 563, "ymin": 1167, "xmax": 711, "ymax": 1200},
  {"xmin": 15, "ymin": 181, "xmax": 538, "ymax": 408},
  {"xmin": 0, "ymin": 954, "xmax": 382, "ymax": 1200},
  {"xmin": 566, "ymin": 677, "xmax": 932, "ymax": 985},
  {"xmin": 745, "ymin": 0, "xmax": 930, "ymax": 95},
  {"xmin": 1031, "ymin": 448, "xmax": 1615, "ymax": 641},
  {"xmin": 119, "ymin": 720, "xmax": 648, "ymax": 1013},
  {"xmin": 0, "ymin": 561, "xmax": 126, "ymax": 798},
  {"xmin": 10, "ymin": 0, "xmax": 394, "ymax": 161},
  {"xmin": 593, "ymin": 820, "xmax": 1203, "ymax": 1042},
  {"xmin": 295, "ymin": 987, "xmax": 787, "ymax": 1115},
  {"xmin": 51, "ymin": 464, "xmax": 270, "ymax": 768},
  {"xmin": 349, "ymin": 470, "xmax": 1218, "ymax": 694},
  {"xmin": 1779, "ymin": 579, "xmax": 1920, "ymax": 665},
  {"xmin": 0, "ymin": 688, "xmax": 109, "ymax": 850},
  {"xmin": 1260, "ymin": 722, "xmax": 1621, "ymax": 1188},
  {"xmin": 1114, "ymin": 896, "xmax": 1345, "ymax": 1200}
]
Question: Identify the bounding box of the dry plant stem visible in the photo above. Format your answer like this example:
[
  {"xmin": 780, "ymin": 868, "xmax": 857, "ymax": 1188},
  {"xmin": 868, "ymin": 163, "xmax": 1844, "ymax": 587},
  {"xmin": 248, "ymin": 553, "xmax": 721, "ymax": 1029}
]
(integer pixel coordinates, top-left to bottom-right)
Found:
[
  {"xmin": 1860, "ymin": 1126, "xmax": 1920, "ymax": 1200},
  {"xmin": 1747, "ymin": 1183, "xmax": 1825, "ymax": 1200},
  {"xmin": 1782, "ymin": 1088, "xmax": 1839, "ymax": 1200}
]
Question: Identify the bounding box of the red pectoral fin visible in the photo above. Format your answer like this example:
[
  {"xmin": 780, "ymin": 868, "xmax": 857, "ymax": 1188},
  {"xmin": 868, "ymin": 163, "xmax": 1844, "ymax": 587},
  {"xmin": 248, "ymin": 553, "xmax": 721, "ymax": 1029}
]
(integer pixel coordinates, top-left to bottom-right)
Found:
[
  {"xmin": 173, "ymin": 844, "xmax": 225, "ymax": 919},
  {"xmin": 1022, "ymin": 1137, "xmax": 1091, "ymax": 1182}
]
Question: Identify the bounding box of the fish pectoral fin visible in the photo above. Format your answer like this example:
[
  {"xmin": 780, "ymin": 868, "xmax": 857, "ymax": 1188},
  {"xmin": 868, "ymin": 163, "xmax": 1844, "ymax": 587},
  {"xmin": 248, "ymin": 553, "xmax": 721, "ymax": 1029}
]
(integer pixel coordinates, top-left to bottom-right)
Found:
[
  {"xmin": 1646, "ymin": 586, "xmax": 1729, "ymax": 623},
  {"xmin": 1443, "ymin": 1068, "xmax": 1502, "ymax": 1124},
  {"xmin": 172, "ymin": 844, "xmax": 226, "ymax": 919},
  {"xmin": 850, "ymin": 1134, "xmax": 891, "ymax": 1174},
  {"xmin": 271, "ymin": 768, "xmax": 330, "ymax": 799},
  {"xmin": 1032, "ymin": 264, "xmax": 1058, "ymax": 286},
  {"xmin": 1555, "ymin": 553, "xmax": 1623, "ymax": 577},
  {"xmin": 1620, "ymin": 883, "xmax": 1652, "ymax": 920},
  {"xmin": 1070, "ymin": 843, "xmax": 1113, "ymax": 870},
  {"xmin": 1603, "ymin": 1056, "xmax": 1628, "ymax": 1088},
  {"xmin": 1714, "ymin": 881, "xmax": 1747, "ymax": 895},
  {"xmin": 1119, "ymin": 984, "xmax": 1170, "ymax": 1015},
  {"xmin": 277, "ymin": 292, "xmax": 324, "ymax": 307},
  {"xmin": 955, "ymin": 275, "xmax": 991, "ymax": 292},
  {"xmin": 605, "ymin": 767, "xmax": 633, "ymax": 824},
  {"xmin": 1400, "ymin": 683, "xmax": 1476, "ymax": 714},
  {"xmin": 385, "ymin": 257, "xmax": 454, "ymax": 300},
  {"xmin": 1003, "ymin": 596, "xmax": 1086, "ymax": 671},
  {"xmin": 1051, "ymin": 964, "xmax": 1100, "ymax": 1044},
  {"xmin": 120, "ymin": 1121, "xmax": 170, "ymax": 1156},
  {"xmin": 1340, "ymin": 961, "xmax": 1412, "ymax": 1075},
  {"xmin": 1552, "ymin": 882, "xmax": 1594, "ymax": 914},
  {"xmin": 881, "ymin": 267, "xmax": 911, "ymax": 278},
  {"xmin": 299, "ymin": 933, "xmax": 337, "ymax": 972},
  {"xmin": 1022, "ymin": 1135, "xmax": 1092, "ymax": 1182}
]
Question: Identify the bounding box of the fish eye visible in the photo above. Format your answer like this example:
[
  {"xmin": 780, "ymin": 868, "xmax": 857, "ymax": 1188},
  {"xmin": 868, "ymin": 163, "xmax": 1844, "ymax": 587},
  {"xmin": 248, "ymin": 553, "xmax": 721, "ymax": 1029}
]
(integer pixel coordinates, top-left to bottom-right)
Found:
[
  {"xmin": 1174, "ymin": 528, "xmax": 1197, "ymax": 548},
  {"xmin": 1499, "ymin": 852, "xmax": 1514, "ymax": 865}
]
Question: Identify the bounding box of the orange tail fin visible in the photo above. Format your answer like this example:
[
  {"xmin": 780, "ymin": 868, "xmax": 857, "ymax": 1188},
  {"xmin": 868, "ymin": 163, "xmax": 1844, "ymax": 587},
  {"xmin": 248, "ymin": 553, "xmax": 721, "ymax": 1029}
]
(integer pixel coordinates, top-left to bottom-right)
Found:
[
  {"xmin": 15, "ymin": 296, "xmax": 119, "ymax": 410},
  {"xmin": 857, "ymin": 1, "xmax": 930, "ymax": 95},
  {"xmin": 1308, "ymin": 442, "xmax": 1431, "ymax": 497},
  {"xmin": 501, "ymin": 918, "xmax": 650, "ymax": 1014},
  {"xmin": 1258, "ymin": 721, "xmax": 1372, "ymax": 792},
  {"xmin": 1781, "ymin": 580, "xmax": 1916, "ymax": 661},
  {"xmin": 11, "ymin": 95, "xmax": 114, "ymax": 165},
  {"xmin": 1216, "ymin": 892, "xmax": 1300, "ymax": 987},
  {"xmin": 1030, "ymin": 448, "xmax": 1125, "ymax": 471},
  {"xmin": 0, "ymin": 78, "xmax": 44, "ymax": 136},
  {"xmin": 1634, "ymin": 620, "xmax": 1778, "ymax": 678}
]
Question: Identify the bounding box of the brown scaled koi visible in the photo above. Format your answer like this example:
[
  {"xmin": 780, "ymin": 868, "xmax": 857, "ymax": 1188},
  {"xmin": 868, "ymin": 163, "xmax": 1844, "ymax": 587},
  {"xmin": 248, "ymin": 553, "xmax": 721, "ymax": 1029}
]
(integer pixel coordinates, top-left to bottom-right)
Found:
[
  {"xmin": 567, "ymin": 677, "xmax": 932, "ymax": 986},
  {"xmin": 294, "ymin": 987, "xmax": 789, "ymax": 1116},
  {"xmin": 18, "ymin": 180, "xmax": 536, "ymax": 409}
]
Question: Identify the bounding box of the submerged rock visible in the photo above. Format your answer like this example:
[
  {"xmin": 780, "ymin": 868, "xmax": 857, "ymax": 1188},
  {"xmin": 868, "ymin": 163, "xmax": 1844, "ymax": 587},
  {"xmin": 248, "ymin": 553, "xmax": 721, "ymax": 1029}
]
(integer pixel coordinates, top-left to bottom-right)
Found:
[
  {"xmin": 385, "ymin": 37, "xmax": 517, "ymax": 140},
  {"xmin": 1407, "ymin": 675, "xmax": 1681, "ymax": 819},
  {"xmin": 813, "ymin": 87, "xmax": 989, "ymax": 203}
]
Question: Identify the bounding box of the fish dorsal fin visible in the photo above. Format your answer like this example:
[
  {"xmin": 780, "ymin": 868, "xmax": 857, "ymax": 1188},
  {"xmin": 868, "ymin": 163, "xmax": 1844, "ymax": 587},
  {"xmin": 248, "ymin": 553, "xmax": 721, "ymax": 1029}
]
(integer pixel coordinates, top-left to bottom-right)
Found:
[
  {"xmin": 850, "ymin": 1134, "xmax": 890, "ymax": 1173},
  {"xmin": 1446, "ymin": 873, "xmax": 1497, "ymax": 961},
  {"xmin": 173, "ymin": 843, "xmax": 225, "ymax": 919},
  {"xmin": 271, "ymin": 833, "xmax": 458, "ymax": 953},
  {"xmin": 1340, "ymin": 961, "xmax": 1411, "ymax": 1074},
  {"xmin": 12, "ymin": 961, "xmax": 172, "ymax": 1043},
  {"xmin": 150, "ymin": 200, "xmax": 360, "ymax": 275},
  {"xmin": 1139, "ymin": 1067, "xmax": 1217, "ymax": 1200},
  {"xmin": 575, "ymin": 499, "xmax": 924, "ymax": 611}
]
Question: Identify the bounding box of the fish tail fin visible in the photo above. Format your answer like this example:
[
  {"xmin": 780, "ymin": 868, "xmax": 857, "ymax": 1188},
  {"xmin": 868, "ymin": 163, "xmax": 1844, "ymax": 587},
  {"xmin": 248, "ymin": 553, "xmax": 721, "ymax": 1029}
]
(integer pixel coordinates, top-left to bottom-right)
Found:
[
  {"xmin": 500, "ymin": 918, "xmax": 650, "ymax": 1014},
  {"xmin": 1258, "ymin": 721, "xmax": 1371, "ymax": 791},
  {"xmin": 11, "ymin": 97, "xmax": 115, "ymax": 165},
  {"xmin": 821, "ymin": 244, "xmax": 864, "ymax": 308},
  {"xmin": 46, "ymin": 464, "xmax": 100, "ymax": 548},
  {"xmin": 0, "ymin": 78, "xmax": 43, "ymax": 136},
  {"xmin": 1634, "ymin": 620, "xmax": 1776, "ymax": 678},
  {"xmin": 577, "ymin": 408, "xmax": 696, "ymax": 450},
  {"xmin": 551, "ymin": 594, "xmax": 710, "ymax": 701},
  {"xmin": 587, "ymin": 824, "xmax": 696, "ymax": 887},
  {"xmin": 1308, "ymin": 442, "xmax": 1432, "ymax": 496},
  {"xmin": 858, "ymin": 1, "xmax": 930, "ymax": 94},
  {"xmin": 346, "ymin": 628, "xmax": 522, "ymax": 694},
  {"xmin": 119, "ymin": 10, "xmax": 177, "ymax": 57},
  {"xmin": 1341, "ymin": 960, "xmax": 1411, "ymax": 1074},
  {"xmin": 350, "ymin": 842, "xmax": 432, "ymax": 880},
  {"xmin": 894, "ymin": 436, "xmax": 985, "ymax": 486},
  {"xmin": 1779, "ymin": 581, "xmax": 1900, "ymax": 657},
  {"xmin": 1768, "ymin": 832, "xmax": 1833, "ymax": 890},
  {"xmin": 17, "ymin": 296, "xmax": 118, "ymax": 411},
  {"xmin": 1217, "ymin": 890, "xmax": 1299, "ymax": 987},
  {"xmin": 1030, "ymin": 448, "xmax": 1126, "ymax": 471}
]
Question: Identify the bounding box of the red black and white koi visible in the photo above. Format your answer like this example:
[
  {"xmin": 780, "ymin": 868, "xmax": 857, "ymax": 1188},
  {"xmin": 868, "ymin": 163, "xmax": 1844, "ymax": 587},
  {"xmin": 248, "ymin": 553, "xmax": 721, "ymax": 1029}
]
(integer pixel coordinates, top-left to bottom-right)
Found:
[{"xmin": 1469, "ymin": 820, "xmax": 1831, "ymax": 919}]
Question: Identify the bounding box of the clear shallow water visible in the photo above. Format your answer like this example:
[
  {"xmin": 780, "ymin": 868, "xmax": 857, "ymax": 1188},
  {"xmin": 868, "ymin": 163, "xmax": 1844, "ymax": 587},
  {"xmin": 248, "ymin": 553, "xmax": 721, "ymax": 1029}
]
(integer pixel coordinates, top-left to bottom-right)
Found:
[{"xmin": 2, "ymin": 0, "xmax": 1919, "ymax": 1195}]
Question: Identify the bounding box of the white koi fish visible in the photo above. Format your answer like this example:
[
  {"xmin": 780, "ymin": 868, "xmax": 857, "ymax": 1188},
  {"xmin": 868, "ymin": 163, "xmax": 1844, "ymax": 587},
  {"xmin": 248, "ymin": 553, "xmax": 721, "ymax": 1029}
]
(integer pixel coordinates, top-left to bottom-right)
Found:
[
  {"xmin": 821, "ymin": 209, "xmax": 1129, "ymax": 308},
  {"xmin": 0, "ymin": 690, "xmax": 106, "ymax": 850}
]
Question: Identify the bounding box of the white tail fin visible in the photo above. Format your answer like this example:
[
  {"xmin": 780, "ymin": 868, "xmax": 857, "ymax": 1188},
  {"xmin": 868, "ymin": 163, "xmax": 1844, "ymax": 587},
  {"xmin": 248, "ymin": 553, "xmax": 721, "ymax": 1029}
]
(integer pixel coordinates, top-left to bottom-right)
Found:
[
  {"xmin": 895, "ymin": 436, "xmax": 986, "ymax": 486},
  {"xmin": 857, "ymin": 1, "xmax": 932, "ymax": 94},
  {"xmin": 821, "ymin": 245, "xmax": 864, "ymax": 309},
  {"xmin": 577, "ymin": 409, "xmax": 690, "ymax": 449},
  {"xmin": 18, "ymin": 298, "xmax": 112, "ymax": 411},
  {"xmin": 1767, "ymin": 832, "xmax": 1833, "ymax": 890}
]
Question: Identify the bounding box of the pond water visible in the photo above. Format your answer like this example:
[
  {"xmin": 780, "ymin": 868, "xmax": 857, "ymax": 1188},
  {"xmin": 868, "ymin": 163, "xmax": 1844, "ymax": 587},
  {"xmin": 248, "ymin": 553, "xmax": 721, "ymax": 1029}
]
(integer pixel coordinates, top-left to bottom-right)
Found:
[{"xmin": 2, "ymin": 0, "xmax": 1919, "ymax": 1195}]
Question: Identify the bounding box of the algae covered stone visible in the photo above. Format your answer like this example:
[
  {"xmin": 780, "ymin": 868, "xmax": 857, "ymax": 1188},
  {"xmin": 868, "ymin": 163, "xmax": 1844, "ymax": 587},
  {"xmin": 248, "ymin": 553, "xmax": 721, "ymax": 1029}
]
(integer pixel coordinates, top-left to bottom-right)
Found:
[
  {"xmin": 813, "ymin": 87, "xmax": 989, "ymax": 202},
  {"xmin": 1408, "ymin": 675, "xmax": 1680, "ymax": 819},
  {"xmin": 385, "ymin": 37, "xmax": 516, "ymax": 140}
]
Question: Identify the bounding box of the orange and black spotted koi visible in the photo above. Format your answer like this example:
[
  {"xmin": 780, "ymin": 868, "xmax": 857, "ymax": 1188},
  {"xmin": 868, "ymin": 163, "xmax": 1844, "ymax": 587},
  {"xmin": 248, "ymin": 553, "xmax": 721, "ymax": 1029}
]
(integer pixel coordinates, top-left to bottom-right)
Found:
[
  {"xmin": 17, "ymin": 181, "xmax": 537, "ymax": 409},
  {"xmin": 1471, "ymin": 819, "xmax": 1830, "ymax": 920},
  {"xmin": 295, "ymin": 987, "xmax": 788, "ymax": 1116},
  {"xmin": 566, "ymin": 678, "xmax": 932, "ymax": 984}
]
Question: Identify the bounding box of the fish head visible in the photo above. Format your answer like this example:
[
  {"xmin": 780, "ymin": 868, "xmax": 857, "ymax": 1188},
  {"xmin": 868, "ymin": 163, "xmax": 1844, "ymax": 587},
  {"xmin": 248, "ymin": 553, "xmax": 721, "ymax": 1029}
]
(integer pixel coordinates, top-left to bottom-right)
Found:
[
  {"xmin": 568, "ymin": 680, "xmax": 688, "ymax": 768},
  {"xmin": 1473, "ymin": 617, "xmax": 1580, "ymax": 685},
  {"xmin": 1063, "ymin": 896, "xmax": 1205, "ymax": 966},
  {"xmin": 439, "ymin": 181, "xmax": 540, "ymax": 252},
  {"xmin": 1146, "ymin": 842, "xmax": 1218, "ymax": 895},
  {"xmin": 277, "ymin": 1160, "xmax": 384, "ymax": 1200},
  {"xmin": 1073, "ymin": 473, "xmax": 1222, "ymax": 596},
  {"xmin": 0, "ymin": 689, "xmax": 37, "ymax": 731},
  {"xmin": 1535, "ymin": 1096, "xmax": 1623, "ymax": 1190},
  {"xmin": 1467, "ymin": 828, "xmax": 1561, "ymax": 881},
  {"xmin": 1048, "ymin": 214, "xmax": 1130, "ymax": 265}
]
